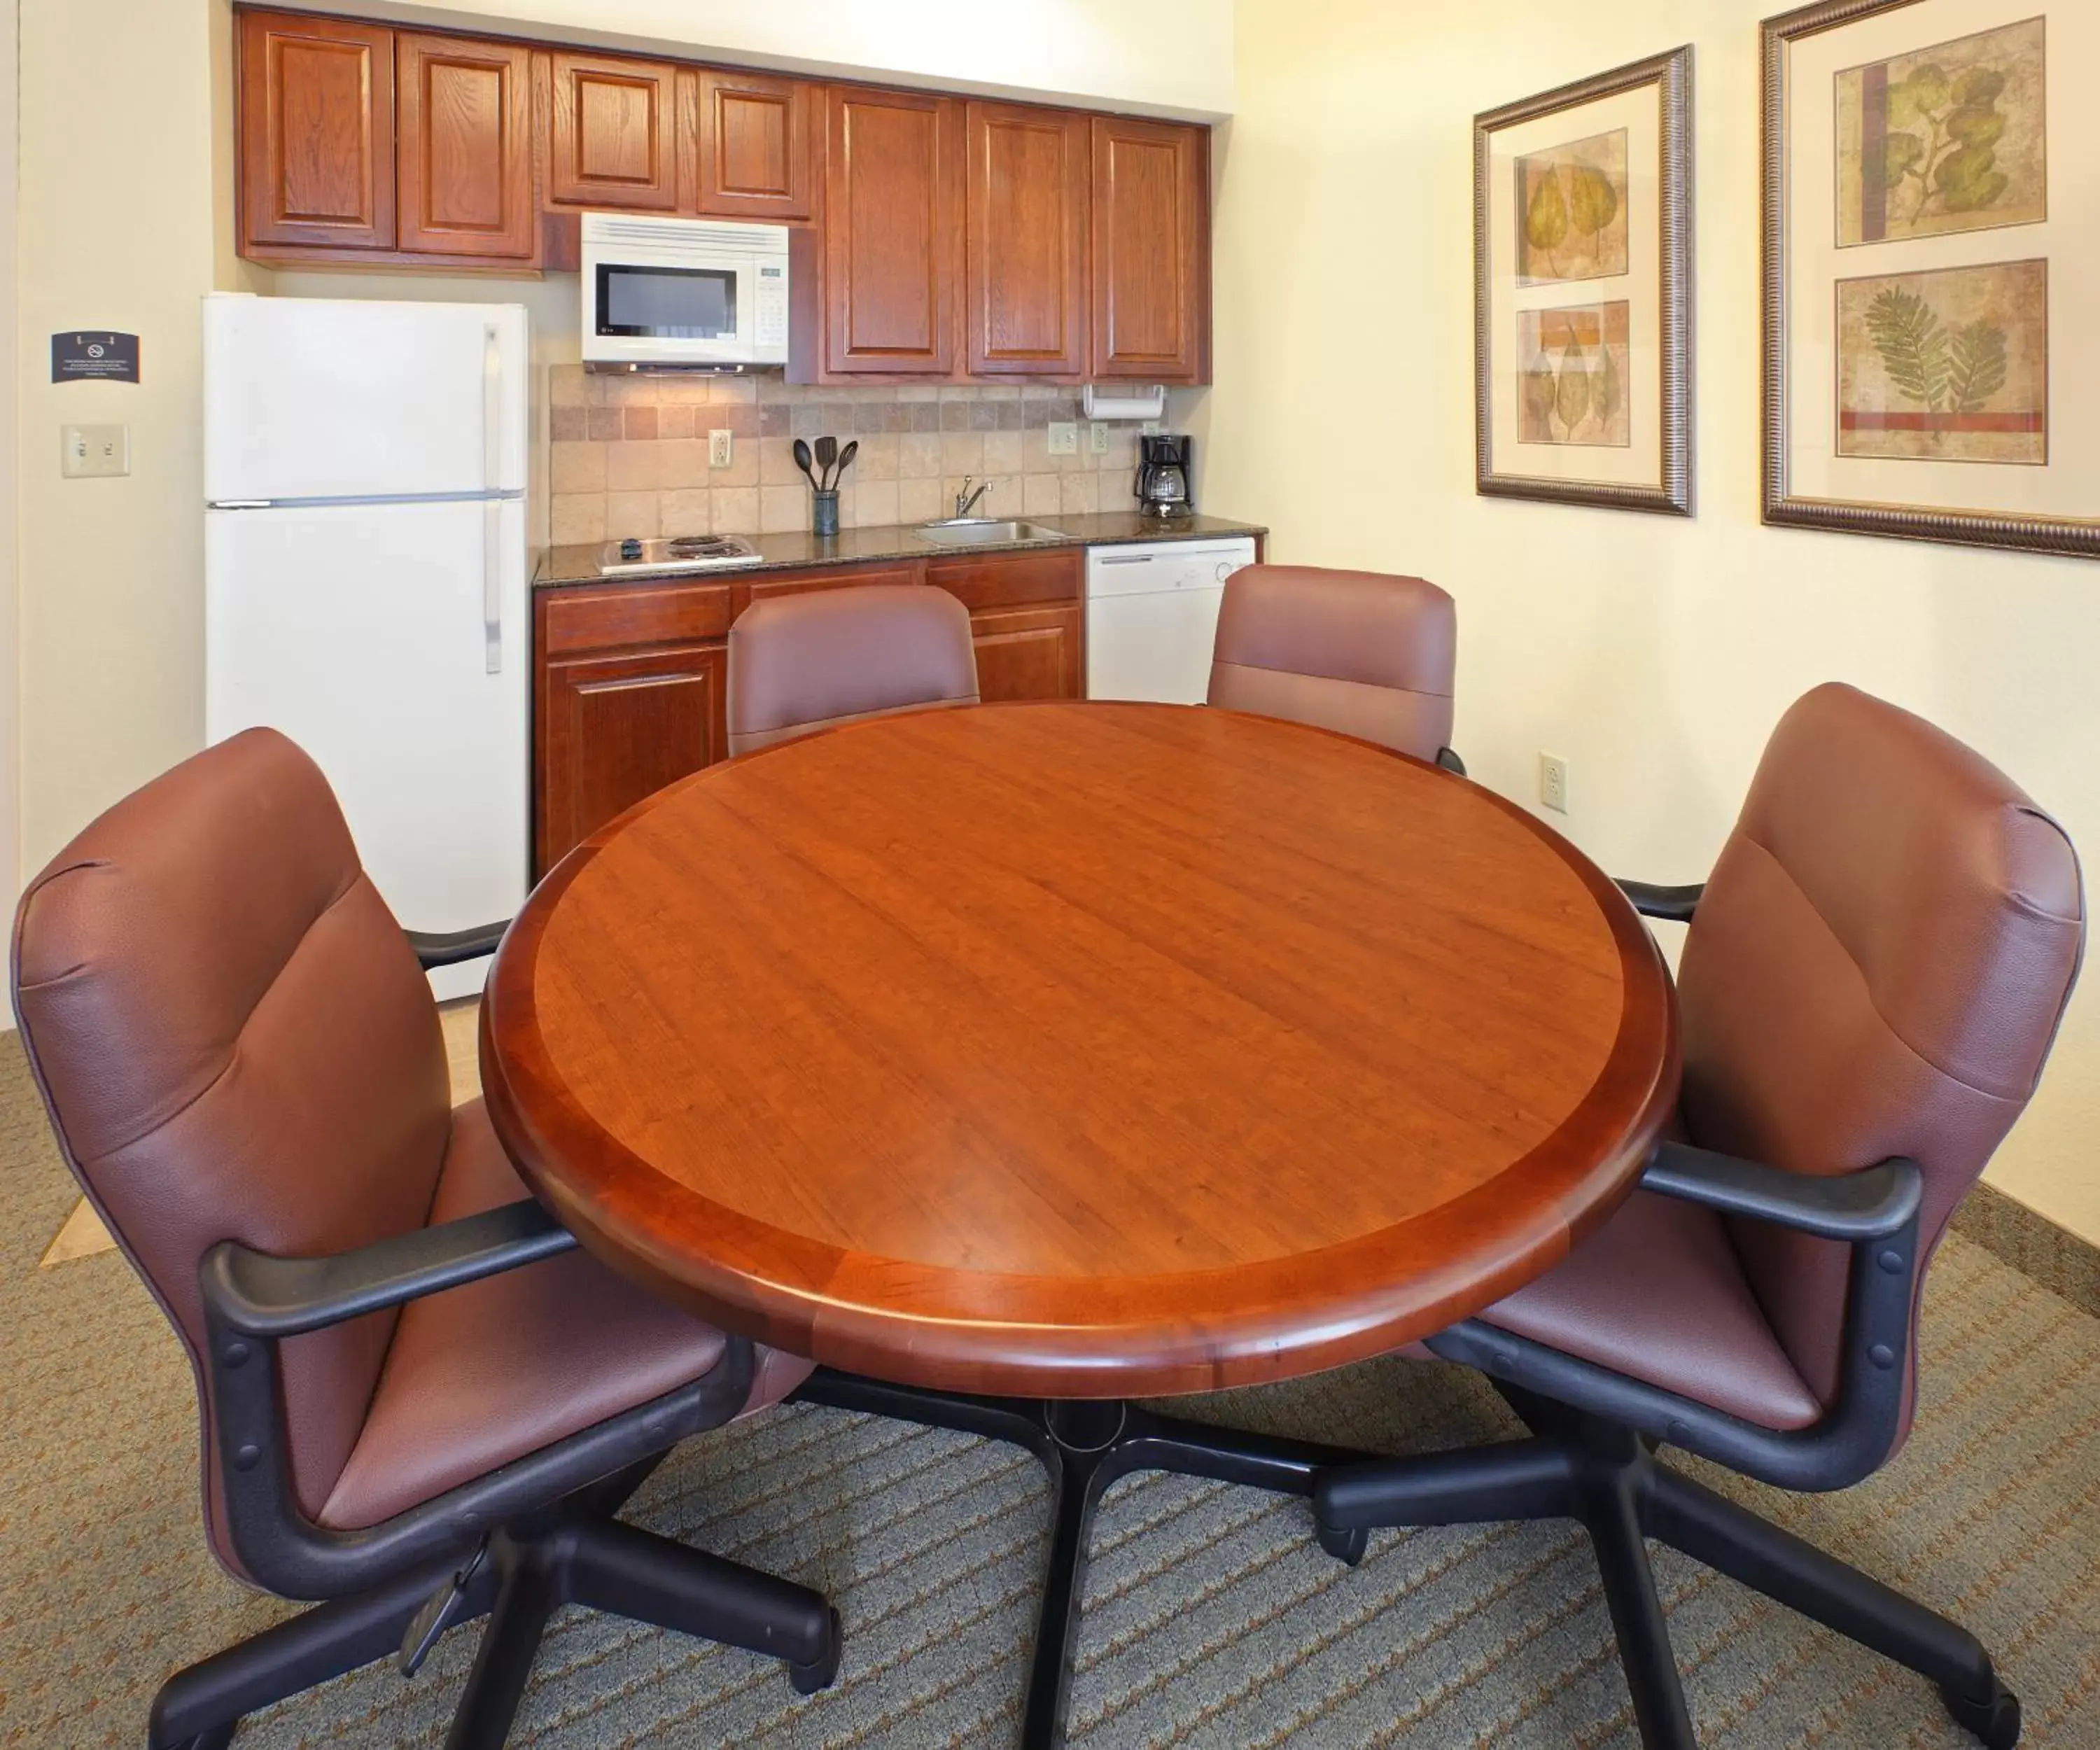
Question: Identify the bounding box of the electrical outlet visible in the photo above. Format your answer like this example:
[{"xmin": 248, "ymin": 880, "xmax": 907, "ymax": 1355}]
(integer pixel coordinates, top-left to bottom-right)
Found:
[
  {"xmin": 1539, "ymin": 752, "xmax": 1570, "ymax": 814},
  {"xmin": 708, "ymin": 428, "xmax": 733, "ymax": 468},
  {"xmin": 62, "ymin": 423, "xmax": 129, "ymax": 478},
  {"xmin": 1047, "ymin": 421, "xmax": 1078, "ymax": 456},
  {"xmin": 1088, "ymin": 421, "xmax": 1110, "ymax": 455}
]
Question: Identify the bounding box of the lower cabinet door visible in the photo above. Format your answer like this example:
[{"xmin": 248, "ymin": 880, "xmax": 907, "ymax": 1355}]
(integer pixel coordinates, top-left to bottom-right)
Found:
[
  {"xmin": 971, "ymin": 603, "xmax": 1082, "ymax": 702},
  {"xmin": 538, "ymin": 642, "xmax": 727, "ymax": 873}
]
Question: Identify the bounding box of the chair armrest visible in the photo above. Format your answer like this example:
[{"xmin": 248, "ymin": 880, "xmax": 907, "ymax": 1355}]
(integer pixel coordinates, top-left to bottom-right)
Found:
[
  {"xmin": 200, "ymin": 1198, "xmax": 577, "ymax": 1340},
  {"xmin": 1641, "ymin": 1142, "xmax": 1921, "ymax": 1242},
  {"xmin": 1431, "ymin": 1144, "xmax": 1926, "ymax": 1492},
  {"xmin": 1614, "ymin": 879, "xmax": 1703, "ymax": 923},
  {"xmin": 405, "ymin": 921, "xmax": 508, "ymax": 970}
]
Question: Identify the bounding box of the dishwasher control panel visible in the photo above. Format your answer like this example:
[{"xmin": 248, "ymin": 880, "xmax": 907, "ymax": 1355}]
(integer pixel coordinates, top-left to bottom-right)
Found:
[{"xmin": 1084, "ymin": 538, "xmax": 1257, "ymax": 704}]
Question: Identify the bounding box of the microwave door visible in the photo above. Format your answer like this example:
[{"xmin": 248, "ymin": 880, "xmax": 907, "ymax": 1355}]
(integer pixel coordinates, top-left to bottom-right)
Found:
[{"xmin": 593, "ymin": 261, "xmax": 740, "ymax": 360}]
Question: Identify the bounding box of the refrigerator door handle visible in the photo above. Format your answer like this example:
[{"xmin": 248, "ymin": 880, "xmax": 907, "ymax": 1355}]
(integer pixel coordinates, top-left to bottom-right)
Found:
[
  {"xmin": 481, "ymin": 322, "xmax": 503, "ymax": 497},
  {"xmin": 482, "ymin": 323, "xmax": 503, "ymax": 674},
  {"xmin": 482, "ymin": 500, "xmax": 503, "ymax": 675}
]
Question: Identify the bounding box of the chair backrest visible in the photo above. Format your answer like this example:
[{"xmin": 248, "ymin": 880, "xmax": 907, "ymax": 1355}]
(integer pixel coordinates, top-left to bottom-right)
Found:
[
  {"xmin": 1206, "ymin": 564, "xmax": 1457, "ymax": 762},
  {"xmin": 1676, "ymin": 683, "xmax": 2083, "ymax": 1438},
  {"xmin": 727, "ymin": 583, "xmax": 980, "ymax": 756},
  {"xmin": 10, "ymin": 729, "xmax": 452, "ymax": 1569}
]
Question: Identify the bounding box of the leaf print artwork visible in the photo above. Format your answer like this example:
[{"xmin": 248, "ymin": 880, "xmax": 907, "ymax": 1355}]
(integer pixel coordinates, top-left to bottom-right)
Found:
[
  {"xmin": 1836, "ymin": 18, "xmax": 2045, "ymax": 246},
  {"xmin": 1837, "ymin": 261, "xmax": 2046, "ymax": 464},
  {"xmin": 1516, "ymin": 302, "xmax": 1631, "ymax": 447},
  {"xmin": 1516, "ymin": 130, "xmax": 1628, "ymax": 286}
]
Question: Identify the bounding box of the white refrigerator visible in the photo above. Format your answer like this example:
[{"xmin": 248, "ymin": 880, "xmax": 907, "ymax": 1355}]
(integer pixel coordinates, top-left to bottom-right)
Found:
[{"xmin": 204, "ymin": 293, "xmax": 531, "ymax": 1000}]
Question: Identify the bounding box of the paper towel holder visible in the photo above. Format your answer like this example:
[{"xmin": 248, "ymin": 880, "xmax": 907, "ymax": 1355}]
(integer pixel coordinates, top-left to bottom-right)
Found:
[{"xmin": 1080, "ymin": 383, "xmax": 1168, "ymax": 421}]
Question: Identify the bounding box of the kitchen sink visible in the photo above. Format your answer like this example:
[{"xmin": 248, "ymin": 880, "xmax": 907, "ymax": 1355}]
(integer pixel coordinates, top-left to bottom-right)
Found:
[{"xmin": 914, "ymin": 519, "xmax": 1069, "ymax": 547}]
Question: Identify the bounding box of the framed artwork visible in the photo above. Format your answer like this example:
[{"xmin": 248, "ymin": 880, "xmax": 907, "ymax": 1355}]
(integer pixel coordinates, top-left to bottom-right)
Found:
[
  {"xmin": 1763, "ymin": 0, "xmax": 2097, "ymax": 558},
  {"xmin": 1474, "ymin": 47, "xmax": 1694, "ymax": 515}
]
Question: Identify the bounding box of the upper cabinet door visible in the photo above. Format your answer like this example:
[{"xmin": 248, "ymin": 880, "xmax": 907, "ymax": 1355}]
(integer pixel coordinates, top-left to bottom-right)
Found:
[
  {"xmin": 965, "ymin": 103, "xmax": 1088, "ymax": 377},
  {"xmin": 1089, "ymin": 116, "xmax": 1211, "ymax": 382},
  {"xmin": 546, "ymin": 52, "xmax": 678, "ymax": 210},
  {"xmin": 825, "ymin": 88, "xmax": 962, "ymax": 376},
  {"xmin": 690, "ymin": 69, "xmax": 816, "ymax": 220},
  {"xmin": 397, "ymin": 34, "xmax": 535, "ymax": 259},
  {"xmin": 238, "ymin": 10, "xmax": 396, "ymax": 252}
]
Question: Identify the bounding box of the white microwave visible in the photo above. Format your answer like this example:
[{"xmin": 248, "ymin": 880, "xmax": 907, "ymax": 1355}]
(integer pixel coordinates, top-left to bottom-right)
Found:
[{"xmin": 580, "ymin": 213, "xmax": 790, "ymax": 368}]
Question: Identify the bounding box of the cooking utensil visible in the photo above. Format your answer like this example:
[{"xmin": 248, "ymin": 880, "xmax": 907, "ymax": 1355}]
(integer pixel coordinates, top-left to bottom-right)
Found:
[
  {"xmin": 792, "ymin": 438, "xmax": 819, "ymax": 490},
  {"xmin": 831, "ymin": 440, "xmax": 859, "ymax": 485},
  {"xmin": 815, "ymin": 435, "xmax": 839, "ymax": 488}
]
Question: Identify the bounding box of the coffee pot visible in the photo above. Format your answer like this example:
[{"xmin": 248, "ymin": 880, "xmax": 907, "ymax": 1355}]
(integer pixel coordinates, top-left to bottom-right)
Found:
[{"xmin": 1135, "ymin": 435, "xmax": 1194, "ymax": 519}]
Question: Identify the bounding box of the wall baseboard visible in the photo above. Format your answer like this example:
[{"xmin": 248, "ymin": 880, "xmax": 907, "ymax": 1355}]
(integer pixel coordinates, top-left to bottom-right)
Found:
[{"xmin": 1952, "ymin": 1182, "xmax": 2100, "ymax": 1320}]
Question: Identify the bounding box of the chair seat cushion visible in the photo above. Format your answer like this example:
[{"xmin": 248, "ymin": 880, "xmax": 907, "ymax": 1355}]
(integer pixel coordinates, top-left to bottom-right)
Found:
[
  {"xmin": 1476, "ymin": 1187, "xmax": 1822, "ymax": 1432},
  {"xmin": 319, "ymin": 1099, "xmax": 813, "ymax": 1530}
]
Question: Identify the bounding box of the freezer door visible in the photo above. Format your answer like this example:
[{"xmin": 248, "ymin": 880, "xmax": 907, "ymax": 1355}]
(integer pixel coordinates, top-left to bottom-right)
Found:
[
  {"xmin": 206, "ymin": 499, "xmax": 528, "ymax": 948},
  {"xmin": 204, "ymin": 295, "xmax": 528, "ymax": 502}
]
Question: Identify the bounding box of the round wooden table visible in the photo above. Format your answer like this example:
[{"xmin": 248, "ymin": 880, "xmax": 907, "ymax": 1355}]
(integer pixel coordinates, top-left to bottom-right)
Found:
[{"xmin": 482, "ymin": 700, "xmax": 1679, "ymax": 1745}]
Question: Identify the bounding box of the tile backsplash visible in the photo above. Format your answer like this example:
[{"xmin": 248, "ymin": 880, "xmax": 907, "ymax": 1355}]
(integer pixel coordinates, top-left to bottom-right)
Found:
[{"xmin": 548, "ymin": 367, "xmax": 1148, "ymax": 546}]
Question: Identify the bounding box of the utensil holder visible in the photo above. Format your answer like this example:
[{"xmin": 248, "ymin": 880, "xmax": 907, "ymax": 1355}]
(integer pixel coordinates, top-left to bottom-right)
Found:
[{"xmin": 811, "ymin": 490, "xmax": 839, "ymax": 538}]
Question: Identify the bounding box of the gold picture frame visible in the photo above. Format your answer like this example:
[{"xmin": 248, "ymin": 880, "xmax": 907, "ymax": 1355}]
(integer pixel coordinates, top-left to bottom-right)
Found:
[
  {"xmin": 1763, "ymin": 0, "xmax": 2096, "ymax": 559},
  {"xmin": 1474, "ymin": 46, "xmax": 1694, "ymax": 516}
]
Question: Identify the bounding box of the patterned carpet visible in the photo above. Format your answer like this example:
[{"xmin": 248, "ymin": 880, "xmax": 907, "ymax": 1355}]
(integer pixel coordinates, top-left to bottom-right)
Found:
[{"xmin": 3, "ymin": 1027, "xmax": 2097, "ymax": 1749}]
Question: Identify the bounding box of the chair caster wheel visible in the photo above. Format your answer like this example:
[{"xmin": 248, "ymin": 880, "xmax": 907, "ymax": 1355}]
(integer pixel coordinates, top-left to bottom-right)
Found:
[
  {"xmin": 1316, "ymin": 1521, "xmax": 1368, "ymax": 1567},
  {"xmin": 1941, "ymin": 1680, "xmax": 2020, "ymax": 1749},
  {"xmin": 788, "ymin": 1608, "xmax": 842, "ymax": 1695}
]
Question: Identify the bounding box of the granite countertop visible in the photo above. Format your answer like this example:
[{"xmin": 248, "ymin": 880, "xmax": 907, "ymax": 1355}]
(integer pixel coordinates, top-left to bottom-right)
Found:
[{"xmin": 535, "ymin": 512, "xmax": 1268, "ymax": 589}]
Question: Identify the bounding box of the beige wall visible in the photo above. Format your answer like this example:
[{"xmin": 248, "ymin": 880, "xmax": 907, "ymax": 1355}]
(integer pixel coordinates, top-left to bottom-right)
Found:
[
  {"xmin": 1206, "ymin": 0, "xmax": 2100, "ymax": 1243},
  {"xmin": 0, "ymin": 0, "xmax": 18, "ymax": 911},
  {"xmin": 18, "ymin": 0, "xmax": 218, "ymax": 878}
]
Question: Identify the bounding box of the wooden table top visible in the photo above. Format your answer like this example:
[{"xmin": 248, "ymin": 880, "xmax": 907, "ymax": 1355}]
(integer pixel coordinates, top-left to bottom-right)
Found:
[{"xmin": 482, "ymin": 702, "xmax": 1679, "ymax": 1397}]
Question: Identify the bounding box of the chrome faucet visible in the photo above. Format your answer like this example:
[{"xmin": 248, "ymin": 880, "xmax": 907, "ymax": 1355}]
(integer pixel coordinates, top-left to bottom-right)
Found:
[{"xmin": 954, "ymin": 477, "xmax": 991, "ymax": 519}]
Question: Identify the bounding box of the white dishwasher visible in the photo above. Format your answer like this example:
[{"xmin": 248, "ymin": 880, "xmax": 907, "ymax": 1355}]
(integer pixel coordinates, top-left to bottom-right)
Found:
[{"xmin": 1085, "ymin": 536, "xmax": 1257, "ymax": 703}]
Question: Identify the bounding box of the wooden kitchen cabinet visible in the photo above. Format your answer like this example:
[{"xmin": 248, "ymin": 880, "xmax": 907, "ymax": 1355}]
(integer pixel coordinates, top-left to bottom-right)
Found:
[
  {"xmin": 1089, "ymin": 115, "xmax": 1210, "ymax": 382},
  {"xmin": 964, "ymin": 102, "xmax": 1089, "ymax": 377},
  {"xmin": 534, "ymin": 549, "xmax": 1088, "ymax": 871},
  {"xmin": 545, "ymin": 50, "xmax": 680, "ymax": 211},
  {"xmin": 228, "ymin": 10, "xmax": 1217, "ymax": 384},
  {"xmin": 925, "ymin": 549, "xmax": 1080, "ymax": 614},
  {"xmin": 396, "ymin": 33, "xmax": 535, "ymax": 260},
  {"xmin": 687, "ymin": 68, "xmax": 816, "ymax": 220},
  {"xmin": 747, "ymin": 559, "xmax": 925, "ymax": 603},
  {"xmin": 538, "ymin": 643, "xmax": 729, "ymax": 872},
  {"xmin": 237, "ymin": 9, "xmax": 396, "ymax": 253},
  {"xmin": 971, "ymin": 603, "xmax": 1083, "ymax": 703},
  {"xmin": 535, "ymin": 578, "xmax": 734, "ymax": 870},
  {"xmin": 822, "ymin": 86, "xmax": 963, "ymax": 375}
]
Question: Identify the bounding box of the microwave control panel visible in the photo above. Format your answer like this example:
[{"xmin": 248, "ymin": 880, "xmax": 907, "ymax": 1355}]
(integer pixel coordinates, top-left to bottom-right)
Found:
[{"xmin": 755, "ymin": 264, "xmax": 788, "ymax": 350}]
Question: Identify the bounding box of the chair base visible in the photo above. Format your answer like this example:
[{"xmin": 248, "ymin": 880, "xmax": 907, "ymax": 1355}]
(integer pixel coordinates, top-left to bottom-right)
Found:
[
  {"xmin": 148, "ymin": 1460, "xmax": 840, "ymax": 1750},
  {"xmin": 1312, "ymin": 1385, "xmax": 2019, "ymax": 1750},
  {"xmin": 790, "ymin": 1366, "xmax": 1385, "ymax": 1750}
]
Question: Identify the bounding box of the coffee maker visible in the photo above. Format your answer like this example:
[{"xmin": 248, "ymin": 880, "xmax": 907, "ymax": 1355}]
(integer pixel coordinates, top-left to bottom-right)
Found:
[{"xmin": 1135, "ymin": 435, "xmax": 1194, "ymax": 519}]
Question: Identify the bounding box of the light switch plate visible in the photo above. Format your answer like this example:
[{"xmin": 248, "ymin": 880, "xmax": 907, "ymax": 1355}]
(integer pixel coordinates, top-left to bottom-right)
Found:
[
  {"xmin": 62, "ymin": 423, "xmax": 129, "ymax": 478},
  {"xmin": 1048, "ymin": 421, "xmax": 1078, "ymax": 456},
  {"xmin": 708, "ymin": 428, "xmax": 733, "ymax": 468}
]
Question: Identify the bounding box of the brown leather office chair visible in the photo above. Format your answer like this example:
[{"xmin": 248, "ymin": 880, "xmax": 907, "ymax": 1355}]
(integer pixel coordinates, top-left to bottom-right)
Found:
[
  {"xmin": 727, "ymin": 582, "xmax": 979, "ymax": 755},
  {"xmin": 1206, "ymin": 563, "xmax": 1463, "ymax": 770},
  {"xmin": 10, "ymin": 729, "xmax": 839, "ymax": 1750},
  {"xmin": 1313, "ymin": 683, "xmax": 2081, "ymax": 1749}
]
